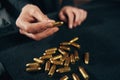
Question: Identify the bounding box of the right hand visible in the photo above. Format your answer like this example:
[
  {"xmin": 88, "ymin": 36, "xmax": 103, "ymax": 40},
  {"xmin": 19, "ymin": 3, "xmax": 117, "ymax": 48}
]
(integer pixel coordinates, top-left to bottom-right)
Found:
[{"xmin": 16, "ymin": 4, "xmax": 59, "ymax": 40}]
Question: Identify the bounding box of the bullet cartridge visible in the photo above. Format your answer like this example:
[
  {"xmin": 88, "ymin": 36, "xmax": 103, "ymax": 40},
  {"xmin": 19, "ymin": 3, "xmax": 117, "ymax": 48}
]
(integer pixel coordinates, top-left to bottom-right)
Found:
[
  {"xmin": 45, "ymin": 48, "xmax": 57, "ymax": 53},
  {"xmin": 56, "ymin": 67, "xmax": 71, "ymax": 73},
  {"xmin": 39, "ymin": 54, "xmax": 52, "ymax": 60},
  {"xmin": 59, "ymin": 46, "xmax": 70, "ymax": 51},
  {"xmin": 60, "ymin": 54, "xmax": 69, "ymax": 61},
  {"xmin": 50, "ymin": 60, "xmax": 64, "ymax": 65},
  {"xmin": 70, "ymin": 54, "xmax": 75, "ymax": 64},
  {"xmin": 60, "ymin": 42, "xmax": 71, "ymax": 46},
  {"xmin": 50, "ymin": 54, "xmax": 62, "ymax": 61},
  {"xmin": 53, "ymin": 21, "xmax": 64, "ymax": 27},
  {"xmin": 69, "ymin": 37, "xmax": 79, "ymax": 43},
  {"xmin": 48, "ymin": 65, "xmax": 56, "ymax": 76},
  {"xmin": 74, "ymin": 50, "xmax": 80, "ymax": 61},
  {"xmin": 26, "ymin": 63, "xmax": 40, "ymax": 68},
  {"xmin": 84, "ymin": 52, "xmax": 89, "ymax": 64},
  {"xmin": 33, "ymin": 58, "xmax": 44, "ymax": 64},
  {"xmin": 58, "ymin": 49, "xmax": 68, "ymax": 55},
  {"xmin": 78, "ymin": 66, "xmax": 89, "ymax": 80},
  {"xmin": 26, "ymin": 67, "xmax": 41, "ymax": 72},
  {"xmin": 45, "ymin": 60, "xmax": 51, "ymax": 71},
  {"xmin": 72, "ymin": 73, "xmax": 80, "ymax": 80},
  {"xmin": 43, "ymin": 50, "xmax": 56, "ymax": 55},
  {"xmin": 64, "ymin": 57, "xmax": 70, "ymax": 67},
  {"xmin": 60, "ymin": 75, "xmax": 69, "ymax": 80},
  {"xmin": 71, "ymin": 43, "xmax": 80, "ymax": 49}
]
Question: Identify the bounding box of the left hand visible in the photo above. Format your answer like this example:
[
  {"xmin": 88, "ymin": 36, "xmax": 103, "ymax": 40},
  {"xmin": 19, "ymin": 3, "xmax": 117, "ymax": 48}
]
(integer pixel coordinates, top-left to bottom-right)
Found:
[{"xmin": 59, "ymin": 6, "xmax": 87, "ymax": 29}]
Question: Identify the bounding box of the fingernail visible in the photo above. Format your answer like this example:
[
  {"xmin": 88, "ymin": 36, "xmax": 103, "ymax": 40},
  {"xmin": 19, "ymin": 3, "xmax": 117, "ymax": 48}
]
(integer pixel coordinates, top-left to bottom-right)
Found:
[{"xmin": 69, "ymin": 24, "xmax": 73, "ymax": 29}]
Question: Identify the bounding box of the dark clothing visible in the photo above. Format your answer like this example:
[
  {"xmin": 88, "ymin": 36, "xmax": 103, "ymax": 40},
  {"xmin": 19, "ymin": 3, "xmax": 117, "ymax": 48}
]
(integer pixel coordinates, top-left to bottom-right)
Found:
[{"xmin": 7, "ymin": 0, "xmax": 74, "ymax": 14}]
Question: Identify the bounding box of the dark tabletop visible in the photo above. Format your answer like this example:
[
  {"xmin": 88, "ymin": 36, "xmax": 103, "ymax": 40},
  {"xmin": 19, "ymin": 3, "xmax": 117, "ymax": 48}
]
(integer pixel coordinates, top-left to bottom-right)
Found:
[{"xmin": 0, "ymin": 1, "xmax": 120, "ymax": 80}]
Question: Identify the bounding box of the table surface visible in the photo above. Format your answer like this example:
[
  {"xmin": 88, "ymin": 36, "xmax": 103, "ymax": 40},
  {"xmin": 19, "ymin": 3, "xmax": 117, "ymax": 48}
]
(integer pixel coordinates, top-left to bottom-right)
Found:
[{"xmin": 0, "ymin": 1, "xmax": 120, "ymax": 80}]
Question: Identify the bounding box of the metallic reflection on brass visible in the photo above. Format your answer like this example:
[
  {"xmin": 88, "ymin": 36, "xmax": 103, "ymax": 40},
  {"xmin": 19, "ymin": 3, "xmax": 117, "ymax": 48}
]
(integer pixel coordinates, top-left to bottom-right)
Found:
[
  {"xmin": 33, "ymin": 58, "xmax": 44, "ymax": 64},
  {"xmin": 72, "ymin": 73, "xmax": 80, "ymax": 80},
  {"xmin": 45, "ymin": 61, "xmax": 51, "ymax": 71},
  {"xmin": 39, "ymin": 54, "xmax": 52, "ymax": 60},
  {"xmin": 56, "ymin": 67, "xmax": 71, "ymax": 73},
  {"xmin": 60, "ymin": 75, "xmax": 69, "ymax": 80},
  {"xmin": 48, "ymin": 65, "xmax": 56, "ymax": 76},
  {"xmin": 74, "ymin": 50, "xmax": 80, "ymax": 61},
  {"xmin": 69, "ymin": 37, "xmax": 79, "ymax": 43},
  {"xmin": 79, "ymin": 66, "xmax": 89, "ymax": 80},
  {"xmin": 45, "ymin": 48, "xmax": 57, "ymax": 53},
  {"xmin": 26, "ymin": 67, "xmax": 41, "ymax": 72},
  {"xmin": 84, "ymin": 52, "xmax": 89, "ymax": 64},
  {"xmin": 71, "ymin": 43, "xmax": 80, "ymax": 49}
]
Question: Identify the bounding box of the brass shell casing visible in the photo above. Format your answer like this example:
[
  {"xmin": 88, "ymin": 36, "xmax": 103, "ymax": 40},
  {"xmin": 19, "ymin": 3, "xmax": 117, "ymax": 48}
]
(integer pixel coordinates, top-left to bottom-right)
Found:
[
  {"xmin": 72, "ymin": 73, "xmax": 80, "ymax": 80},
  {"xmin": 60, "ymin": 42, "xmax": 71, "ymax": 46},
  {"xmin": 45, "ymin": 61, "xmax": 51, "ymax": 71},
  {"xmin": 39, "ymin": 54, "xmax": 52, "ymax": 60},
  {"xmin": 45, "ymin": 48, "xmax": 57, "ymax": 53},
  {"xmin": 50, "ymin": 60, "xmax": 64, "ymax": 65},
  {"xmin": 70, "ymin": 54, "xmax": 75, "ymax": 64},
  {"xmin": 48, "ymin": 65, "xmax": 56, "ymax": 76},
  {"xmin": 53, "ymin": 21, "xmax": 64, "ymax": 27},
  {"xmin": 58, "ymin": 49, "xmax": 68, "ymax": 55},
  {"xmin": 26, "ymin": 63, "xmax": 40, "ymax": 68},
  {"xmin": 69, "ymin": 37, "xmax": 79, "ymax": 43},
  {"xmin": 33, "ymin": 58, "xmax": 44, "ymax": 64},
  {"xmin": 64, "ymin": 57, "xmax": 70, "ymax": 67},
  {"xmin": 59, "ymin": 46, "xmax": 70, "ymax": 51},
  {"xmin": 60, "ymin": 75, "xmax": 69, "ymax": 80},
  {"xmin": 50, "ymin": 54, "xmax": 62, "ymax": 61},
  {"xmin": 71, "ymin": 43, "xmax": 80, "ymax": 49},
  {"xmin": 56, "ymin": 67, "xmax": 71, "ymax": 73},
  {"xmin": 26, "ymin": 67, "xmax": 41, "ymax": 72},
  {"xmin": 78, "ymin": 66, "xmax": 89, "ymax": 80},
  {"xmin": 84, "ymin": 52, "xmax": 89, "ymax": 64},
  {"xmin": 74, "ymin": 50, "xmax": 80, "ymax": 61}
]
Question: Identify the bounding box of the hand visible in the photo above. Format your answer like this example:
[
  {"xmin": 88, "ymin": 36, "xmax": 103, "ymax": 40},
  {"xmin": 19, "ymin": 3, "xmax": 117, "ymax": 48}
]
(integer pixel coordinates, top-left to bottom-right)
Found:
[
  {"xmin": 59, "ymin": 6, "xmax": 87, "ymax": 29},
  {"xmin": 16, "ymin": 4, "xmax": 59, "ymax": 40}
]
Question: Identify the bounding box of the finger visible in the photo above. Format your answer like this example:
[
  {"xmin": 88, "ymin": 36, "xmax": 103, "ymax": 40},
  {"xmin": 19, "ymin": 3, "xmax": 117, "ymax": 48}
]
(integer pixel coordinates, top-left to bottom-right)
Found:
[
  {"xmin": 21, "ymin": 21, "xmax": 56, "ymax": 33},
  {"xmin": 66, "ymin": 10, "xmax": 74, "ymax": 29},
  {"xmin": 20, "ymin": 27, "xmax": 59, "ymax": 41},
  {"xmin": 59, "ymin": 11, "xmax": 67, "ymax": 22}
]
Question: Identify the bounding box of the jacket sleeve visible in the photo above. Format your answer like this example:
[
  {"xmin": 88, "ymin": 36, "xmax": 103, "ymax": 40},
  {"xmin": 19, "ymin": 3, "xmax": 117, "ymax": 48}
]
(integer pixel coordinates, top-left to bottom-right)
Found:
[
  {"xmin": 61, "ymin": 0, "xmax": 74, "ymax": 7},
  {"xmin": 7, "ymin": 0, "xmax": 32, "ymax": 12}
]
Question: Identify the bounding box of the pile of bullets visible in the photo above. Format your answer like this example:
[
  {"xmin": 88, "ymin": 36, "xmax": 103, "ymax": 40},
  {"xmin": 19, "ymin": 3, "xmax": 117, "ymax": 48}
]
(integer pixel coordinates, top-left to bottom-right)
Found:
[{"xmin": 26, "ymin": 37, "xmax": 90, "ymax": 80}]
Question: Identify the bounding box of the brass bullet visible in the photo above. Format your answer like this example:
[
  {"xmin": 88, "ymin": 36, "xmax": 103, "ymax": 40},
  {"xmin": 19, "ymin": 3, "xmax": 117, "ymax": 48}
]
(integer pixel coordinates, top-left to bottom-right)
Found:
[
  {"xmin": 58, "ymin": 48, "xmax": 68, "ymax": 55},
  {"xmin": 74, "ymin": 50, "xmax": 80, "ymax": 61},
  {"xmin": 71, "ymin": 42, "xmax": 80, "ymax": 49},
  {"xmin": 43, "ymin": 50, "xmax": 56, "ymax": 55},
  {"xmin": 45, "ymin": 48, "xmax": 57, "ymax": 53},
  {"xmin": 60, "ymin": 42, "xmax": 71, "ymax": 46},
  {"xmin": 64, "ymin": 57, "xmax": 70, "ymax": 67},
  {"xmin": 48, "ymin": 65, "xmax": 56, "ymax": 76},
  {"xmin": 50, "ymin": 60, "xmax": 63, "ymax": 65},
  {"xmin": 50, "ymin": 54, "xmax": 62, "ymax": 61},
  {"xmin": 56, "ymin": 67, "xmax": 71, "ymax": 73},
  {"xmin": 70, "ymin": 54, "xmax": 75, "ymax": 64},
  {"xmin": 78, "ymin": 66, "xmax": 89, "ymax": 80},
  {"xmin": 53, "ymin": 21, "xmax": 64, "ymax": 27},
  {"xmin": 45, "ymin": 60, "xmax": 51, "ymax": 71},
  {"xmin": 39, "ymin": 54, "xmax": 52, "ymax": 60},
  {"xmin": 60, "ymin": 75, "xmax": 69, "ymax": 80},
  {"xmin": 72, "ymin": 73, "xmax": 80, "ymax": 80},
  {"xmin": 33, "ymin": 58, "xmax": 44, "ymax": 64},
  {"xmin": 84, "ymin": 52, "xmax": 89, "ymax": 64},
  {"xmin": 60, "ymin": 54, "xmax": 69, "ymax": 62},
  {"xmin": 26, "ymin": 67, "xmax": 41, "ymax": 72},
  {"xmin": 26, "ymin": 63, "xmax": 40, "ymax": 68},
  {"xmin": 69, "ymin": 37, "xmax": 79, "ymax": 43},
  {"xmin": 59, "ymin": 46, "xmax": 70, "ymax": 51}
]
